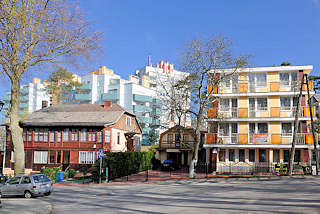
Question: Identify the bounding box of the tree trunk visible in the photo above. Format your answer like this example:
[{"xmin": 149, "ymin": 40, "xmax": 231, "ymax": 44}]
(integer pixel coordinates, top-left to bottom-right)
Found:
[
  {"xmin": 189, "ymin": 110, "xmax": 203, "ymax": 178},
  {"xmin": 9, "ymin": 77, "xmax": 25, "ymax": 175}
]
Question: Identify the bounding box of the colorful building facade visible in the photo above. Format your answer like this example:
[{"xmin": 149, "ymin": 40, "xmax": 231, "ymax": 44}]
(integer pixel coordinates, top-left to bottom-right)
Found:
[{"xmin": 205, "ymin": 65, "xmax": 317, "ymax": 173}]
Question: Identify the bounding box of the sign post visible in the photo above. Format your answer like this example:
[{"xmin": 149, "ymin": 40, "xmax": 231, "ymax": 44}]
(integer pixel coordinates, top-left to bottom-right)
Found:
[
  {"xmin": 106, "ymin": 167, "xmax": 108, "ymax": 182},
  {"xmin": 98, "ymin": 149, "xmax": 105, "ymax": 184}
]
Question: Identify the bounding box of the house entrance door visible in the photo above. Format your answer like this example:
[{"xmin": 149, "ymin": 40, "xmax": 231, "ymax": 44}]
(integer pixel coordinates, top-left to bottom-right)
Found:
[
  {"xmin": 212, "ymin": 150, "xmax": 217, "ymax": 171},
  {"xmin": 62, "ymin": 151, "xmax": 70, "ymax": 171}
]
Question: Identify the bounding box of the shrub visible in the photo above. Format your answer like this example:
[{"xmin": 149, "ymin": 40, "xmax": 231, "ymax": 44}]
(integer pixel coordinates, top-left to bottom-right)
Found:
[
  {"xmin": 40, "ymin": 166, "xmax": 61, "ymax": 182},
  {"xmin": 68, "ymin": 169, "xmax": 76, "ymax": 178},
  {"xmin": 91, "ymin": 151, "xmax": 154, "ymax": 182}
]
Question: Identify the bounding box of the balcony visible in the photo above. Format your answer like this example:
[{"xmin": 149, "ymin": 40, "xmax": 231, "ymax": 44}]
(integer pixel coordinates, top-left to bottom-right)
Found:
[
  {"xmin": 77, "ymin": 84, "xmax": 92, "ymax": 91},
  {"xmin": 208, "ymin": 106, "xmax": 315, "ymax": 120},
  {"xmin": 133, "ymin": 94, "xmax": 152, "ymax": 103},
  {"xmin": 137, "ymin": 117, "xmax": 152, "ymax": 124},
  {"xmin": 19, "ymin": 103, "xmax": 28, "ymax": 109},
  {"xmin": 20, "ymin": 96, "xmax": 29, "ymax": 103},
  {"xmin": 152, "ymin": 98, "xmax": 161, "ymax": 105},
  {"xmin": 133, "ymin": 105, "xmax": 152, "ymax": 112},
  {"xmin": 20, "ymin": 87, "xmax": 29, "ymax": 95},
  {"xmin": 217, "ymin": 80, "xmax": 313, "ymax": 94},
  {"xmin": 205, "ymin": 133, "xmax": 313, "ymax": 145},
  {"xmin": 101, "ymin": 92, "xmax": 119, "ymax": 101},
  {"xmin": 160, "ymin": 141, "xmax": 196, "ymax": 149},
  {"xmin": 74, "ymin": 94, "xmax": 91, "ymax": 101}
]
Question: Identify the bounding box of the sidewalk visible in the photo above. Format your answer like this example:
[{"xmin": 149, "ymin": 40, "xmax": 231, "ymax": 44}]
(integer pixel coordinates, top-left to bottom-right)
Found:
[{"xmin": 0, "ymin": 198, "xmax": 52, "ymax": 214}]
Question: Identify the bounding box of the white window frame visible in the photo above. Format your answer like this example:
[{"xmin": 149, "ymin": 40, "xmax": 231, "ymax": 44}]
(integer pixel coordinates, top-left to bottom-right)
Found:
[
  {"xmin": 126, "ymin": 116, "xmax": 131, "ymax": 126},
  {"xmin": 279, "ymin": 72, "xmax": 298, "ymax": 87},
  {"xmin": 34, "ymin": 151, "xmax": 48, "ymax": 164},
  {"xmin": 79, "ymin": 151, "xmax": 96, "ymax": 164},
  {"xmin": 249, "ymin": 73, "xmax": 267, "ymax": 87},
  {"xmin": 105, "ymin": 130, "xmax": 111, "ymax": 143}
]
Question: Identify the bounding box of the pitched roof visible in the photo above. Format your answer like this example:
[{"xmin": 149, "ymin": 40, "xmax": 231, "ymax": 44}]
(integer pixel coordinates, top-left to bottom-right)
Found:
[
  {"xmin": 313, "ymin": 94, "xmax": 320, "ymax": 103},
  {"xmin": 22, "ymin": 104, "xmax": 135, "ymax": 127}
]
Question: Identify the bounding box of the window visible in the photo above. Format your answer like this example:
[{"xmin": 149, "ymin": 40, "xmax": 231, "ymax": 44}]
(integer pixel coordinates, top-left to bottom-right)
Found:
[
  {"xmin": 81, "ymin": 129, "xmax": 87, "ymax": 142},
  {"xmin": 280, "ymin": 97, "xmax": 291, "ymax": 110},
  {"xmin": 71, "ymin": 129, "xmax": 79, "ymax": 141},
  {"xmin": 34, "ymin": 151, "xmax": 48, "ymax": 164},
  {"xmin": 257, "ymin": 123, "xmax": 268, "ymax": 134},
  {"xmin": 8, "ymin": 176, "xmax": 21, "ymax": 185},
  {"xmin": 175, "ymin": 134, "xmax": 181, "ymax": 142},
  {"xmin": 249, "ymin": 149, "xmax": 255, "ymax": 162},
  {"xmin": 39, "ymin": 129, "xmax": 44, "ymax": 141},
  {"xmin": 255, "ymin": 73, "xmax": 267, "ymax": 87},
  {"xmin": 49, "ymin": 151, "xmax": 55, "ymax": 164},
  {"xmin": 105, "ymin": 130, "xmax": 111, "ymax": 143},
  {"xmin": 283, "ymin": 150, "xmax": 290, "ymax": 162},
  {"xmin": 98, "ymin": 131, "xmax": 102, "ymax": 143},
  {"xmin": 183, "ymin": 134, "xmax": 188, "ymax": 142},
  {"xmin": 257, "ymin": 98, "xmax": 267, "ymax": 111},
  {"xmin": 219, "ymin": 149, "xmax": 226, "ymax": 162},
  {"xmin": 126, "ymin": 117, "xmax": 131, "ymax": 126},
  {"xmin": 239, "ymin": 149, "xmax": 245, "ymax": 162},
  {"xmin": 79, "ymin": 151, "xmax": 96, "ymax": 164},
  {"xmin": 221, "ymin": 78, "xmax": 231, "ymax": 88},
  {"xmin": 219, "ymin": 124, "xmax": 229, "ymax": 136},
  {"xmin": 28, "ymin": 129, "xmax": 32, "ymax": 142},
  {"xmin": 50, "ymin": 131, "xmax": 55, "ymax": 142},
  {"xmin": 229, "ymin": 149, "xmax": 235, "ymax": 162},
  {"xmin": 21, "ymin": 176, "xmax": 31, "ymax": 184},
  {"xmin": 23, "ymin": 131, "xmax": 27, "ymax": 141},
  {"xmin": 63, "ymin": 129, "xmax": 69, "ymax": 142},
  {"xmin": 57, "ymin": 151, "xmax": 61, "ymax": 164},
  {"xmin": 117, "ymin": 133, "xmax": 120, "ymax": 144},
  {"xmin": 168, "ymin": 134, "xmax": 173, "ymax": 143},
  {"xmin": 273, "ymin": 149, "xmax": 280, "ymax": 163},
  {"xmin": 34, "ymin": 128, "xmax": 39, "ymax": 142},
  {"xmin": 88, "ymin": 129, "xmax": 96, "ymax": 142},
  {"xmin": 280, "ymin": 73, "xmax": 289, "ymax": 86},
  {"xmin": 57, "ymin": 131, "xmax": 62, "ymax": 142},
  {"xmin": 282, "ymin": 123, "xmax": 292, "ymax": 135},
  {"xmin": 44, "ymin": 129, "xmax": 48, "ymax": 142},
  {"xmin": 220, "ymin": 99, "xmax": 230, "ymax": 111},
  {"xmin": 259, "ymin": 149, "xmax": 266, "ymax": 162}
]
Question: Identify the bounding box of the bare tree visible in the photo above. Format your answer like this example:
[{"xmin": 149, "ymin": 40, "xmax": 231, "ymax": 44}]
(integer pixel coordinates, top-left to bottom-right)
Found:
[
  {"xmin": 177, "ymin": 35, "xmax": 248, "ymax": 177},
  {"xmin": 0, "ymin": 0, "xmax": 101, "ymax": 175}
]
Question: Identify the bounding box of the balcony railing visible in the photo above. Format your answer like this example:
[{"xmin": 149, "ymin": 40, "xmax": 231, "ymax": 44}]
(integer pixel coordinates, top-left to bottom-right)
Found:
[
  {"xmin": 217, "ymin": 81, "xmax": 313, "ymax": 94},
  {"xmin": 160, "ymin": 141, "xmax": 196, "ymax": 149},
  {"xmin": 207, "ymin": 106, "xmax": 314, "ymax": 119},
  {"xmin": 205, "ymin": 133, "xmax": 314, "ymax": 145}
]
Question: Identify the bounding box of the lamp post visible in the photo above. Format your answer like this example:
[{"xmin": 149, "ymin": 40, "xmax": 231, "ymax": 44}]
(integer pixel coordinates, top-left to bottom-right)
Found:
[{"xmin": 0, "ymin": 100, "xmax": 3, "ymax": 208}]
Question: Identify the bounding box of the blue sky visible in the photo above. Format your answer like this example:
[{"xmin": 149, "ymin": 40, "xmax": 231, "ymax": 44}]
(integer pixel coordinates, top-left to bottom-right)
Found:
[{"xmin": 1, "ymin": 0, "xmax": 320, "ymax": 100}]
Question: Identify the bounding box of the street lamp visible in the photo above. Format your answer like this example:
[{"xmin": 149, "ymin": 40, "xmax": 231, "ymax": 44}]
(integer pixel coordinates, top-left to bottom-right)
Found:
[{"xmin": 0, "ymin": 100, "xmax": 3, "ymax": 208}]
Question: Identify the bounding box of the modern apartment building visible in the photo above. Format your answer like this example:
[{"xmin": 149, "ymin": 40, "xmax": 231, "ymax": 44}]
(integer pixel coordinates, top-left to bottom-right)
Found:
[
  {"xmin": 2, "ymin": 78, "xmax": 51, "ymax": 117},
  {"xmin": 64, "ymin": 66, "xmax": 162, "ymax": 145},
  {"xmin": 131, "ymin": 59, "xmax": 191, "ymax": 128},
  {"xmin": 205, "ymin": 65, "xmax": 316, "ymax": 173}
]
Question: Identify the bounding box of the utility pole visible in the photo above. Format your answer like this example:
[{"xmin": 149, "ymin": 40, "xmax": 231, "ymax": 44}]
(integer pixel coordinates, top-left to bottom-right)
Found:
[
  {"xmin": 289, "ymin": 74, "xmax": 319, "ymax": 176},
  {"xmin": 288, "ymin": 74, "xmax": 304, "ymax": 176}
]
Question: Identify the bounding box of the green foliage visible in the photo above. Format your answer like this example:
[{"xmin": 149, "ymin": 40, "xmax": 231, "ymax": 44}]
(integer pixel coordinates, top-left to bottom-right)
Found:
[
  {"xmin": 91, "ymin": 151, "xmax": 154, "ymax": 182},
  {"xmin": 148, "ymin": 129, "xmax": 158, "ymax": 145},
  {"xmin": 40, "ymin": 167, "xmax": 61, "ymax": 182},
  {"xmin": 281, "ymin": 61, "xmax": 291, "ymax": 66},
  {"xmin": 68, "ymin": 169, "xmax": 76, "ymax": 178}
]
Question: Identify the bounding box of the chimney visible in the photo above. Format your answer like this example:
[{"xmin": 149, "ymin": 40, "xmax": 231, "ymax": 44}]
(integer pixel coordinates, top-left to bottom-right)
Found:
[
  {"xmin": 42, "ymin": 100, "xmax": 48, "ymax": 109},
  {"xmin": 104, "ymin": 100, "xmax": 112, "ymax": 110}
]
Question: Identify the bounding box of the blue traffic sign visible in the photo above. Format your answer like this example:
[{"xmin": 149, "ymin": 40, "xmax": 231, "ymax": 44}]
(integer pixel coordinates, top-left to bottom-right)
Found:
[{"xmin": 98, "ymin": 149, "xmax": 105, "ymax": 158}]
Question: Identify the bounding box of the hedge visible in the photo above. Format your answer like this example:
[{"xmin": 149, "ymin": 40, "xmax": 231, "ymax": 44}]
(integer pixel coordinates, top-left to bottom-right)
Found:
[{"xmin": 91, "ymin": 151, "xmax": 153, "ymax": 182}]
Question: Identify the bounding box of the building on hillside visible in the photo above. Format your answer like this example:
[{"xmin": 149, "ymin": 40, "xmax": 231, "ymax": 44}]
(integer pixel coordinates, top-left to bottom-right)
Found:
[
  {"xmin": 4, "ymin": 101, "xmax": 142, "ymax": 175},
  {"xmin": 204, "ymin": 65, "xmax": 318, "ymax": 173},
  {"xmin": 156, "ymin": 125, "xmax": 206, "ymax": 167},
  {"xmin": 132, "ymin": 59, "xmax": 191, "ymax": 128},
  {"xmin": 2, "ymin": 78, "xmax": 51, "ymax": 117},
  {"xmin": 63, "ymin": 65, "xmax": 162, "ymax": 145}
]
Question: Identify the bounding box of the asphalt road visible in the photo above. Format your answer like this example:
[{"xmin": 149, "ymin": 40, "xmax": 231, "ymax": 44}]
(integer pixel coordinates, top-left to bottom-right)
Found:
[{"xmin": 3, "ymin": 176, "xmax": 320, "ymax": 213}]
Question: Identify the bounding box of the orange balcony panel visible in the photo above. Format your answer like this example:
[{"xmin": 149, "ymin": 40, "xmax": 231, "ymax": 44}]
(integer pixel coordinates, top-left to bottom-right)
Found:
[
  {"xmin": 206, "ymin": 133, "xmax": 217, "ymax": 144},
  {"xmin": 269, "ymin": 82, "xmax": 279, "ymax": 92},
  {"xmin": 303, "ymin": 107, "xmax": 315, "ymax": 117},
  {"xmin": 308, "ymin": 81, "xmax": 313, "ymax": 91},
  {"xmin": 239, "ymin": 134, "xmax": 248, "ymax": 143},
  {"xmin": 270, "ymin": 107, "xmax": 280, "ymax": 117},
  {"xmin": 306, "ymin": 134, "xmax": 314, "ymax": 144},
  {"xmin": 238, "ymin": 108, "xmax": 248, "ymax": 118},
  {"xmin": 239, "ymin": 83, "xmax": 248, "ymax": 93},
  {"xmin": 207, "ymin": 84, "xmax": 218, "ymax": 94},
  {"xmin": 207, "ymin": 108, "xmax": 217, "ymax": 118},
  {"xmin": 271, "ymin": 134, "xmax": 281, "ymax": 144}
]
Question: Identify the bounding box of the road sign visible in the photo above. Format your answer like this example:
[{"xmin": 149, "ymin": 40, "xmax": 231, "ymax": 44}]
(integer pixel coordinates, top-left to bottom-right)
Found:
[{"xmin": 98, "ymin": 149, "xmax": 105, "ymax": 158}]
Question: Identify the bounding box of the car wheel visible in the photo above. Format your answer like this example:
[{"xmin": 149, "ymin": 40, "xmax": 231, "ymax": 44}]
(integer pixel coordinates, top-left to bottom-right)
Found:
[
  {"xmin": 24, "ymin": 191, "xmax": 32, "ymax": 199},
  {"xmin": 44, "ymin": 191, "xmax": 51, "ymax": 196}
]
